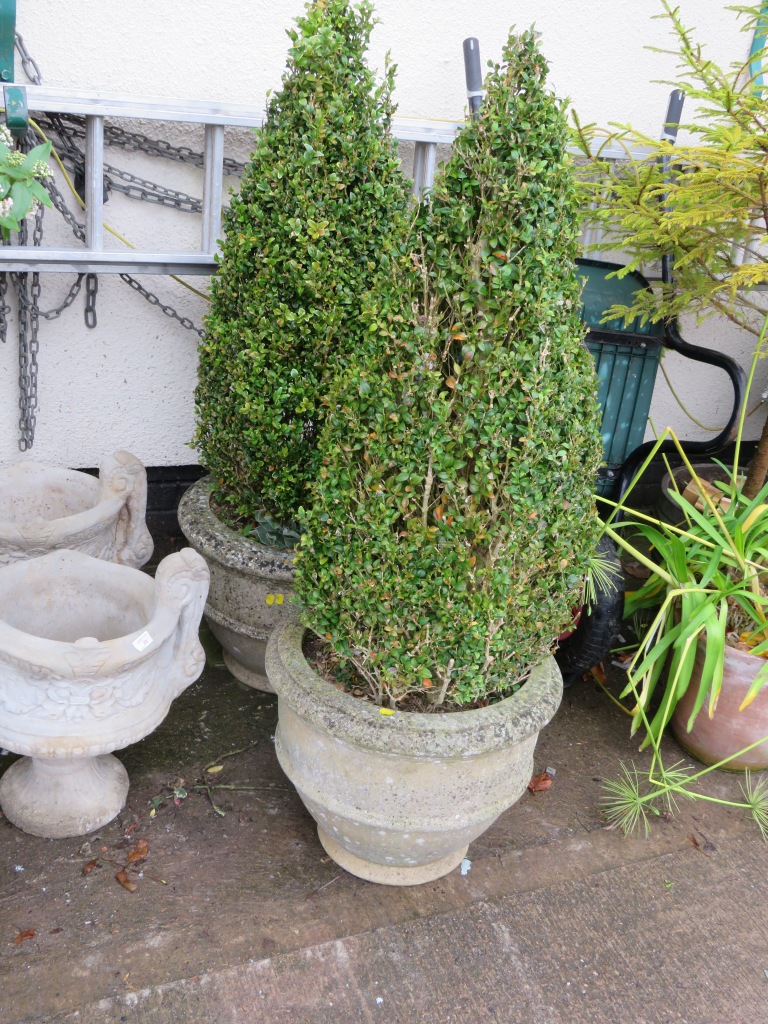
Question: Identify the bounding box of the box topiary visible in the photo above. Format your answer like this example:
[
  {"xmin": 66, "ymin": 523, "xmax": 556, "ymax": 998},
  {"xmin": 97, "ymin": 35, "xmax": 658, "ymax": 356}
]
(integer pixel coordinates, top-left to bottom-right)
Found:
[
  {"xmin": 295, "ymin": 28, "xmax": 603, "ymax": 708},
  {"xmin": 193, "ymin": 0, "xmax": 410, "ymax": 530}
]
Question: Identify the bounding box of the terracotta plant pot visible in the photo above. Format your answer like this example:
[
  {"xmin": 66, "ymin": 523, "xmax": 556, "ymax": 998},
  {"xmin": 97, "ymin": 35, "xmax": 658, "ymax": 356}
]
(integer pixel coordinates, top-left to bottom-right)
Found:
[
  {"xmin": 671, "ymin": 641, "xmax": 768, "ymax": 770},
  {"xmin": 0, "ymin": 451, "xmax": 153, "ymax": 568},
  {"xmin": 266, "ymin": 621, "xmax": 563, "ymax": 886},
  {"xmin": 177, "ymin": 477, "xmax": 296, "ymax": 692}
]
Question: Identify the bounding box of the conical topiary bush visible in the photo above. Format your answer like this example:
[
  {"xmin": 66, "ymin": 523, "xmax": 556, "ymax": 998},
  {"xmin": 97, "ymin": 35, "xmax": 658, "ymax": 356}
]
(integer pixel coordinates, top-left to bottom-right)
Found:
[
  {"xmin": 295, "ymin": 28, "xmax": 603, "ymax": 708},
  {"xmin": 194, "ymin": 0, "xmax": 410, "ymax": 529}
]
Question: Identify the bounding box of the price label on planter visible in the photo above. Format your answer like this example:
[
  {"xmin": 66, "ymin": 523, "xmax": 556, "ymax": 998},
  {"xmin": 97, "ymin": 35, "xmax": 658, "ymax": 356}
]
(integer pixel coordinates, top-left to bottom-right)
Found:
[{"xmin": 132, "ymin": 631, "xmax": 153, "ymax": 652}]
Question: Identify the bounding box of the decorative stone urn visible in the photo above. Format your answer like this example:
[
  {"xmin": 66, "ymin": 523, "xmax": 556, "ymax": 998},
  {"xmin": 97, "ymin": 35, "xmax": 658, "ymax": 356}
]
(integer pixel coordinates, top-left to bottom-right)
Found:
[
  {"xmin": 0, "ymin": 451, "xmax": 154, "ymax": 568},
  {"xmin": 177, "ymin": 477, "xmax": 295, "ymax": 692},
  {"xmin": 0, "ymin": 547, "xmax": 209, "ymax": 838},
  {"xmin": 266, "ymin": 621, "xmax": 563, "ymax": 886}
]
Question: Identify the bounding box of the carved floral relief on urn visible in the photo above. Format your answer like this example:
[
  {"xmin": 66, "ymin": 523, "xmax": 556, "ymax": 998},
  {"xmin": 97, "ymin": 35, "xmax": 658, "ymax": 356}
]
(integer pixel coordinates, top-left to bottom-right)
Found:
[
  {"xmin": 0, "ymin": 450, "xmax": 154, "ymax": 568},
  {"xmin": 0, "ymin": 547, "xmax": 209, "ymax": 838}
]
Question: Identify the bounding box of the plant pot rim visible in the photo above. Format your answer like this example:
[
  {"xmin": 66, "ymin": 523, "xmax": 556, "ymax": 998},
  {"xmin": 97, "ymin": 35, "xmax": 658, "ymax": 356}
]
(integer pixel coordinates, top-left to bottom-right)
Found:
[
  {"xmin": 661, "ymin": 461, "xmax": 746, "ymax": 494},
  {"xmin": 177, "ymin": 476, "xmax": 294, "ymax": 580},
  {"xmin": 267, "ymin": 620, "xmax": 563, "ymax": 759}
]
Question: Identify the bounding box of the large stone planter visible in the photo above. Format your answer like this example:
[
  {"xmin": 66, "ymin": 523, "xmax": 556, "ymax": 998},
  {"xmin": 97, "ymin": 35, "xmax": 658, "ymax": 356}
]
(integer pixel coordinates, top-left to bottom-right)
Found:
[
  {"xmin": 177, "ymin": 477, "xmax": 295, "ymax": 692},
  {"xmin": 266, "ymin": 621, "xmax": 563, "ymax": 886},
  {"xmin": 0, "ymin": 547, "xmax": 209, "ymax": 838},
  {"xmin": 672, "ymin": 641, "xmax": 768, "ymax": 771},
  {"xmin": 0, "ymin": 451, "xmax": 153, "ymax": 568}
]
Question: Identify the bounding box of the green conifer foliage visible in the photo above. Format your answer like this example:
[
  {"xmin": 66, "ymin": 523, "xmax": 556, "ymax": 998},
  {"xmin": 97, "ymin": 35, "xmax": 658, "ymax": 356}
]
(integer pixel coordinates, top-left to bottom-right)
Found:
[
  {"xmin": 296, "ymin": 30, "xmax": 603, "ymax": 707},
  {"xmin": 194, "ymin": 0, "xmax": 410, "ymax": 525}
]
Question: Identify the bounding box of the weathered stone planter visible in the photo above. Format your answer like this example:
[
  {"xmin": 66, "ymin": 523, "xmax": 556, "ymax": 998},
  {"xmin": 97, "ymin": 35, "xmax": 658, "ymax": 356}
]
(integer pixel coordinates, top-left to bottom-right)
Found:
[
  {"xmin": 177, "ymin": 477, "xmax": 295, "ymax": 692},
  {"xmin": 0, "ymin": 547, "xmax": 209, "ymax": 838},
  {"xmin": 266, "ymin": 621, "xmax": 563, "ymax": 886},
  {"xmin": 0, "ymin": 451, "xmax": 153, "ymax": 568}
]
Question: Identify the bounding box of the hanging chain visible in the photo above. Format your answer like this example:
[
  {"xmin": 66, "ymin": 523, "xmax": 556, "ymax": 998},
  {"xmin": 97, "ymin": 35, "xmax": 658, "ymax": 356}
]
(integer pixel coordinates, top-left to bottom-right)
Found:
[
  {"xmin": 0, "ymin": 268, "xmax": 9, "ymax": 340},
  {"xmin": 14, "ymin": 33, "xmax": 43, "ymax": 86},
  {"xmin": 119, "ymin": 274, "xmax": 204, "ymax": 336},
  {"xmin": 84, "ymin": 274, "xmax": 98, "ymax": 328},
  {"xmin": 104, "ymin": 163, "xmax": 202, "ymax": 213},
  {"xmin": 12, "ymin": 197, "xmax": 44, "ymax": 451},
  {"xmin": 4, "ymin": 33, "xmax": 216, "ymax": 449}
]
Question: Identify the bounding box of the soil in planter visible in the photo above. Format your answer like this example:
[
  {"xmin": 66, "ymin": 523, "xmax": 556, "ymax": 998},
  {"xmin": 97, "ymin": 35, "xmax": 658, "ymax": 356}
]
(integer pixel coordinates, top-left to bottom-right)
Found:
[{"xmin": 302, "ymin": 632, "xmax": 529, "ymax": 714}]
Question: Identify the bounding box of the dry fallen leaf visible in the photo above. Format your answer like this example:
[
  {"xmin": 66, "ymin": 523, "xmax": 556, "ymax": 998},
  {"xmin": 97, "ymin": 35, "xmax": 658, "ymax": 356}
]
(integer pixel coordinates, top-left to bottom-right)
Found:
[
  {"xmin": 82, "ymin": 858, "xmax": 101, "ymax": 876},
  {"xmin": 528, "ymin": 772, "xmax": 553, "ymax": 793},
  {"xmin": 115, "ymin": 869, "xmax": 138, "ymax": 893},
  {"xmin": 589, "ymin": 663, "xmax": 607, "ymax": 686},
  {"xmin": 126, "ymin": 839, "xmax": 148, "ymax": 865},
  {"xmin": 14, "ymin": 929, "xmax": 36, "ymax": 945}
]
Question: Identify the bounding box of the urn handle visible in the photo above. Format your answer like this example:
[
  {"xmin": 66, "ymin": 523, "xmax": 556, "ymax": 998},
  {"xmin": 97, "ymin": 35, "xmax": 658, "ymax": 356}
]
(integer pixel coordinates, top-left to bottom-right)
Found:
[
  {"xmin": 154, "ymin": 548, "xmax": 210, "ymax": 695},
  {"xmin": 98, "ymin": 451, "xmax": 154, "ymax": 568}
]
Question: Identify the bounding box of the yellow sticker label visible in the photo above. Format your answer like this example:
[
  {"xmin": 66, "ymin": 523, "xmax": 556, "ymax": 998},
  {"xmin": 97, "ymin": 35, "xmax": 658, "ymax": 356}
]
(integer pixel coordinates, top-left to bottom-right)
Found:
[
  {"xmin": 379, "ymin": 708, "xmax": 395, "ymax": 716},
  {"xmin": 276, "ymin": 594, "xmax": 284, "ymax": 605},
  {"xmin": 265, "ymin": 594, "xmax": 275, "ymax": 606}
]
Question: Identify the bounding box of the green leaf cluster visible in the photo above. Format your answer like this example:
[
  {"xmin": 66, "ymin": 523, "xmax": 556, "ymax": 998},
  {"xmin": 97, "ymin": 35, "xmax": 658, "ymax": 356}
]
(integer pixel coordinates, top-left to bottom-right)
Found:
[
  {"xmin": 573, "ymin": 1, "xmax": 768, "ymax": 336},
  {"xmin": 295, "ymin": 29, "xmax": 603, "ymax": 707},
  {"xmin": 0, "ymin": 132, "xmax": 52, "ymax": 239},
  {"xmin": 194, "ymin": 0, "xmax": 410, "ymax": 526}
]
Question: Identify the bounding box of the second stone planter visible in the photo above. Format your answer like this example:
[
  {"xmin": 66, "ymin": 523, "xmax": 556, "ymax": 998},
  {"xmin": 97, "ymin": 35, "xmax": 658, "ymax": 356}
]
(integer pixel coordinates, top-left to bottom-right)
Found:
[{"xmin": 177, "ymin": 477, "xmax": 296, "ymax": 691}]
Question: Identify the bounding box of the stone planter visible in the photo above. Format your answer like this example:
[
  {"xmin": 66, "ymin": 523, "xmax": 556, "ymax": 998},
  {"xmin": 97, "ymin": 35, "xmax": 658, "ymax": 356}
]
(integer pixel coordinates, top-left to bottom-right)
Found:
[
  {"xmin": 0, "ymin": 451, "xmax": 153, "ymax": 568},
  {"xmin": 0, "ymin": 547, "xmax": 209, "ymax": 838},
  {"xmin": 177, "ymin": 477, "xmax": 295, "ymax": 692},
  {"xmin": 266, "ymin": 621, "xmax": 563, "ymax": 886},
  {"xmin": 672, "ymin": 641, "xmax": 768, "ymax": 771}
]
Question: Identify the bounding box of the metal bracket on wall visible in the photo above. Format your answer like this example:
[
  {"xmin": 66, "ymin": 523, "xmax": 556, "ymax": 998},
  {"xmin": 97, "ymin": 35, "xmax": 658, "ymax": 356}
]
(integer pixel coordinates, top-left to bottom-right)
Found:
[{"xmin": 4, "ymin": 83, "xmax": 27, "ymax": 136}]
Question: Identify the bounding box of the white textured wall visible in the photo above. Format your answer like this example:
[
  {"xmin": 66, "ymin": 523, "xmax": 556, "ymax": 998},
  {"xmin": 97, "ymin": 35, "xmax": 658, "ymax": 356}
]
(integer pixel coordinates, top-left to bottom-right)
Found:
[{"xmin": 0, "ymin": 0, "xmax": 758, "ymax": 468}]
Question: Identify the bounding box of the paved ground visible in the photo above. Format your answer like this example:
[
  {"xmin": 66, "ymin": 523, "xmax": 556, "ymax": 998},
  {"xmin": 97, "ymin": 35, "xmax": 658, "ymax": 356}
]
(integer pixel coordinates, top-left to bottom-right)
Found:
[{"xmin": 2, "ymin": 613, "xmax": 768, "ymax": 1022}]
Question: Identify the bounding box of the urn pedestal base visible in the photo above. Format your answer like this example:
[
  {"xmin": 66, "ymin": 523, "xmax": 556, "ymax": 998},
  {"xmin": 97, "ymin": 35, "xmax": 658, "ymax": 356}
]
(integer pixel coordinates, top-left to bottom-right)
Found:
[{"xmin": 0, "ymin": 754, "xmax": 129, "ymax": 839}]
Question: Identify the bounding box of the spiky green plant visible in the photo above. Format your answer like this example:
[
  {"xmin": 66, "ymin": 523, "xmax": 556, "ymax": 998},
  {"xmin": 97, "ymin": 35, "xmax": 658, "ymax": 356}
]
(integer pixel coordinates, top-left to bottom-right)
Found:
[
  {"xmin": 194, "ymin": 0, "xmax": 410, "ymax": 527},
  {"xmin": 295, "ymin": 29, "xmax": 602, "ymax": 708}
]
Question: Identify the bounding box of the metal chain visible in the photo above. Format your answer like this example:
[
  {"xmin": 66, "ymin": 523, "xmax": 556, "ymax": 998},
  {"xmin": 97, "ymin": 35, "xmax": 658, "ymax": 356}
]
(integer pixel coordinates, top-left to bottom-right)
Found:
[
  {"xmin": 45, "ymin": 177, "xmax": 86, "ymax": 242},
  {"xmin": 104, "ymin": 163, "xmax": 202, "ymax": 213},
  {"xmin": 12, "ymin": 193, "xmax": 44, "ymax": 450},
  {"xmin": 6, "ymin": 35, "xmax": 209, "ymax": 397},
  {"xmin": 119, "ymin": 274, "xmax": 204, "ymax": 336},
  {"xmin": 0, "ymin": 269, "xmax": 9, "ymax": 341},
  {"xmin": 84, "ymin": 274, "xmax": 98, "ymax": 328},
  {"xmin": 14, "ymin": 33, "xmax": 42, "ymax": 86},
  {"xmin": 102, "ymin": 122, "xmax": 245, "ymax": 176},
  {"xmin": 14, "ymin": 275, "xmax": 84, "ymax": 321}
]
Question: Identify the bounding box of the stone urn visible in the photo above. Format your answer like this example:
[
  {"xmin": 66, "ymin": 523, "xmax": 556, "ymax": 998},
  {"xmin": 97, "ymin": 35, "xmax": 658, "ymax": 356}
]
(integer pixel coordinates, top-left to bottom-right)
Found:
[
  {"xmin": 177, "ymin": 477, "xmax": 295, "ymax": 692},
  {"xmin": 0, "ymin": 451, "xmax": 154, "ymax": 568},
  {"xmin": 672, "ymin": 640, "xmax": 768, "ymax": 771},
  {"xmin": 0, "ymin": 547, "xmax": 209, "ymax": 838},
  {"xmin": 266, "ymin": 621, "xmax": 563, "ymax": 886}
]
